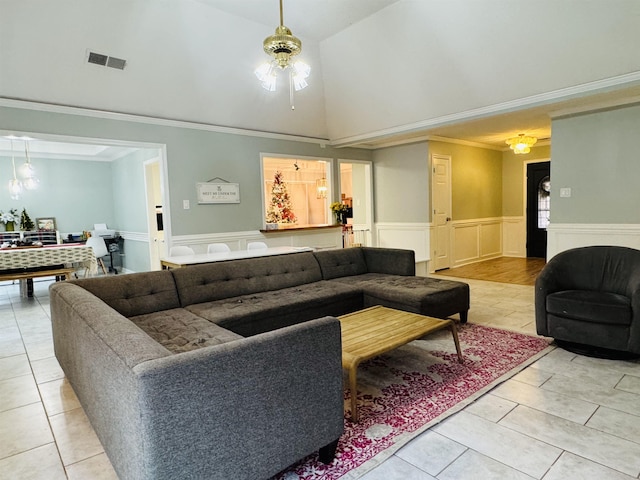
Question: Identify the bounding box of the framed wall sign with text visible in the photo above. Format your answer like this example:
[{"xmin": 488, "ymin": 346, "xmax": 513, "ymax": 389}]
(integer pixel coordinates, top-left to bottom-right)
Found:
[{"xmin": 196, "ymin": 182, "xmax": 240, "ymax": 204}]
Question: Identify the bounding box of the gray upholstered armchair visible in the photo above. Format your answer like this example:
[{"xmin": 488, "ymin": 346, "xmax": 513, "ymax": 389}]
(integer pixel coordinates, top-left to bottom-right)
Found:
[{"xmin": 535, "ymin": 245, "xmax": 640, "ymax": 356}]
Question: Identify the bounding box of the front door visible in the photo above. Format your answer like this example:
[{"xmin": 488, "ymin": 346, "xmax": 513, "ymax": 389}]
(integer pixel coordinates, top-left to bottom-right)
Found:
[{"xmin": 526, "ymin": 161, "xmax": 551, "ymax": 259}]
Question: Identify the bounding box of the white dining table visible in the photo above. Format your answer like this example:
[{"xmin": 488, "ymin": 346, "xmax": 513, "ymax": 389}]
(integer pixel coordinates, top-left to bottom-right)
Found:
[{"xmin": 160, "ymin": 246, "xmax": 313, "ymax": 269}]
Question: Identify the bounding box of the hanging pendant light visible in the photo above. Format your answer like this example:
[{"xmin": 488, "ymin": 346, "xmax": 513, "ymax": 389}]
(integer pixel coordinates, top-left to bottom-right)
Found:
[
  {"xmin": 9, "ymin": 139, "xmax": 22, "ymax": 200},
  {"xmin": 316, "ymin": 177, "xmax": 327, "ymax": 199},
  {"xmin": 20, "ymin": 140, "xmax": 39, "ymax": 190},
  {"xmin": 255, "ymin": 0, "xmax": 310, "ymax": 109}
]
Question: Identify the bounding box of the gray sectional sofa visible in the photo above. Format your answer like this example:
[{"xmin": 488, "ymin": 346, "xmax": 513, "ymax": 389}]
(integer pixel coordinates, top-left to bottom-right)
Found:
[{"xmin": 50, "ymin": 247, "xmax": 469, "ymax": 480}]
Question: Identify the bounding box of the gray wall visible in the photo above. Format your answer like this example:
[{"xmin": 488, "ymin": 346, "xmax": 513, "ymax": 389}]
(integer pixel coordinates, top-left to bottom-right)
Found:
[
  {"xmin": 372, "ymin": 142, "xmax": 429, "ymax": 223},
  {"xmin": 551, "ymin": 104, "xmax": 640, "ymax": 224},
  {"xmin": 1, "ymin": 106, "xmax": 371, "ymax": 240}
]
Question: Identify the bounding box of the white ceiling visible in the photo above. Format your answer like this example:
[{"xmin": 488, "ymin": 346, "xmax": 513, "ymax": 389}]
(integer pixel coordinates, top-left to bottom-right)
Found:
[
  {"xmin": 0, "ymin": 0, "xmax": 640, "ymax": 157},
  {"xmin": 197, "ymin": 0, "xmax": 401, "ymax": 42}
]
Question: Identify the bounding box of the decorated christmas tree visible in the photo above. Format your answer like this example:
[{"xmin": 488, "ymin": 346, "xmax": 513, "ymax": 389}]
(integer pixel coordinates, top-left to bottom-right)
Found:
[
  {"xmin": 265, "ymin": 171, "xmax": 297, "ymax": 224},
  {"xmin": 20, "ymin": 208, "xmax": 35, "ymax": 231}
]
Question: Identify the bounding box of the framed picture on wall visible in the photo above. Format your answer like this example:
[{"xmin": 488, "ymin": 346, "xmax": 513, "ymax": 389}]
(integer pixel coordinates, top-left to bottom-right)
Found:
[{"xmin": 36, "ymin": 217, "xmax": 57, "ymax": 231}]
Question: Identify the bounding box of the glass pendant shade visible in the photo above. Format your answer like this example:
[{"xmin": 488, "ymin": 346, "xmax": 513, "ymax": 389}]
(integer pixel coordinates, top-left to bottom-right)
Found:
[
  {"xmin": 23, "ymin": 175, "xmax": 40, "ymax": 190},
  {"xmin": 9, "ymin": 178, "xmax": 22, "ymax": 200},
  {"xmin": 20, "ymin": 140, "xmax": 39, "ymax": 190},
  {"xmin": 291, "ymin": 61, "xmax": 310, "ymax": 91},
  {"xmin": 255, "ymin": 63, "xmax": 277, "ymax": 91}
]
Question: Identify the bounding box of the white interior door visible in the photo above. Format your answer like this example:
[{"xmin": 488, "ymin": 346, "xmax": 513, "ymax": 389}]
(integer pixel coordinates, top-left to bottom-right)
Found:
[{"xmin": 432, "ymin": 154, "xmax": 452, "ymax": 270}]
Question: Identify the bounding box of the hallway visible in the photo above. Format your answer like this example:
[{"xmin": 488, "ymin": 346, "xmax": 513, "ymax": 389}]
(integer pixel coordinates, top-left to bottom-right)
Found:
[{"xmin": 434, "ymin": 257, "xmax": 546, "ymax": 286}]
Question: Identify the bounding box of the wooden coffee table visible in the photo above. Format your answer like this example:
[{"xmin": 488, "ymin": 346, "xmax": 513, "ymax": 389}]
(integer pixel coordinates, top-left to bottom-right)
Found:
[{"xmin": 339, "ymin": 306, "xmax": 464, "ymax": 422}]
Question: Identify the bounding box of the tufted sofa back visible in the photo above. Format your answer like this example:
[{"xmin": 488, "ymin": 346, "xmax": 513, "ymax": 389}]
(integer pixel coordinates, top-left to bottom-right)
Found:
[
  {"xmin": 313, "ymin": 248, "xmax": 368, "ymax": 279},
  {"xmin": 314, "ymin": 247, "xmax": 415, "ymax": 279},
  {"xmin": 172, "ymin": 251, "xmax": 323, "ymax": 307},
  {"xmin": 71, "ymin": 270, "xmax": 181, "ymax": 318}
]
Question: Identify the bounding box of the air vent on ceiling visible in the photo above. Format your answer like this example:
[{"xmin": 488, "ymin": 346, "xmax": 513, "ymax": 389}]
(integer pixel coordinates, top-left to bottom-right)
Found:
[
  {"xmin": 106, "ymin": 56, "xmax": 126, "ymax": 70},
  {"xmin": 87, "ymin": 50, "xmax": 127, "ymax": 70}
]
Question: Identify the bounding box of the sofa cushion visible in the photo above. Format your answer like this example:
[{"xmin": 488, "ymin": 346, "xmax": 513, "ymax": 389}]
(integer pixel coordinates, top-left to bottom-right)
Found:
[
  {"xmin": 130, "ymin": 308, "xmax": 244, "ymax": 353},
  {"xmin": 547, "ymin": 290, "xmax": 632, "ymax": 326},
  {"xmin": 172, "ymin": 252, "xmax": 323, "ymax": 307},
  {"xmin": 70, "ymin": 270, "xmax": 180, "ymax": 318},
  {"xmin": 314, "ymin": 248, "xmax": 368, "ymax": 280},
  {"xmin": 361, "ymin": 247, "xmax": 416, "ymax": 276},
  {"xmin": 330, "ymin": 273, "xmax": 470, "ymax": 319},
  {"xmin": 185, "ymin": 281, "xmax": 363, "ymax": 336}
]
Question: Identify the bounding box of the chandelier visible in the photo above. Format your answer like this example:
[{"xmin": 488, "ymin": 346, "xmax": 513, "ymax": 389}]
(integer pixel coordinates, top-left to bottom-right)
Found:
[
  {"xmin": 255, "ymin": 0, "xmax": 310, "ymax": 109},
  {"xmin": 505, "ymin": 134, "xmax": 537, "ymax": 154}
]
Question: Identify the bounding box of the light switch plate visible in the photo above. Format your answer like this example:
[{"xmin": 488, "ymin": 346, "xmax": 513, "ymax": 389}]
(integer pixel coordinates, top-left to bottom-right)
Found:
[
  {"xmin": 183, "ymin": 200, "xmax": 190, "ymax": 209},
  {"xmin": 560, "ymin": 188, "xmax": 571, "ymax": 198}
]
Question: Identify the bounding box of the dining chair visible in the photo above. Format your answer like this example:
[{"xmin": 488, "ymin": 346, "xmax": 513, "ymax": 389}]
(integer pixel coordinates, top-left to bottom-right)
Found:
[
  {"xmin": 86, "ymin": 236, "xmax": 109, "ymax": 275},
  {"xmin": 170, "ymin": 246, "xmax": 195, "ymax": 256},
  {"xmin": 207, "ymin": 243, "xmax": 231, "ymax": 254},
  {"xmin": 247, "ymin": 242, "xmax": 268, "ymax": 250}
]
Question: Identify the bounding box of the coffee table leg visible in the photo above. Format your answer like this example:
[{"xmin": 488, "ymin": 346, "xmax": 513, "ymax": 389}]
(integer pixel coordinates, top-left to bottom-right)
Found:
[
  {"xmin": 349, "ymin": 365, "xmax": 359, "ymax": 422},
  {"xmin": 449, "ymin": 323, "xmax": 464, "ymax": 363}
]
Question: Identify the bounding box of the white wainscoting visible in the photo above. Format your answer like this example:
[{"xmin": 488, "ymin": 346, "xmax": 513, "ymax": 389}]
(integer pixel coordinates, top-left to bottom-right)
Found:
[
  {"xmin": 547, "ymin": 223, "xmax": 640, "ymax": 260},
  {"xmin": 375, "ymin": 223, "xmax": 430, "ymax": 264},
  {"xmin": 502, "ymin": 216, "xmax": 526, "ymax": 258},
  {"xmin": 170, "ymin": 227, "xmax": 343, "ymax": 254},
  {"xmin": 450, "ymin": 218, "xmax": 502, "ymax": 268}
]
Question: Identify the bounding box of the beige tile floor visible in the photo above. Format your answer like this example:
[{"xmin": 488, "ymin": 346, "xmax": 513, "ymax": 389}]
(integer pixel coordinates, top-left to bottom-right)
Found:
[{"xmin": 1, "ymin": 276, "xmax": 640, "ymax": 479}]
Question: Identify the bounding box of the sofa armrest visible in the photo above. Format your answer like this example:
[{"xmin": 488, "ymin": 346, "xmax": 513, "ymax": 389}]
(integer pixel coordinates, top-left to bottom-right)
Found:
[
  {"xmin": 362, "ymin": 247, "xmax": 416, "ymax": 276},
  {"xmin": 134, "ymin": 316, "xmax": 344, "ymax": 480}
]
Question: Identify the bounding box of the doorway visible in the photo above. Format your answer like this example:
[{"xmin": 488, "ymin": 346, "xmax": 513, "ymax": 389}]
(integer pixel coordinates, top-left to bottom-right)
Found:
[
  {"xmin": 526, "ymin": 161, "xmax": 551, "ymax": 259},
  {"xmin": 338, "ymin": 160, "xmax": 373, "ymax": 247}
]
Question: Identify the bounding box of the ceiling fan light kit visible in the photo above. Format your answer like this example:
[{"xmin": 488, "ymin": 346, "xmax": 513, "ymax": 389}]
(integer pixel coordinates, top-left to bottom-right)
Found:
[{"xmin": 255, "ymin": 0, "xmax": 310, "ymax": 109}]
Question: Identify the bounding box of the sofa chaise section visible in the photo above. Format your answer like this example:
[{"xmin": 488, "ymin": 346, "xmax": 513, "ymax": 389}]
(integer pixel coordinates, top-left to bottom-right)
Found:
[{"xmin": 314, "ymin": 247, "xmax": 470, "ymax": 322}]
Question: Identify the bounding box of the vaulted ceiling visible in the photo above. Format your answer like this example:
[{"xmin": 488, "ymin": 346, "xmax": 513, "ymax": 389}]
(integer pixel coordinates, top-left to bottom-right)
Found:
[{"xmin": 2, "ymin": 0, "xmax": 640, "ymax": 153}]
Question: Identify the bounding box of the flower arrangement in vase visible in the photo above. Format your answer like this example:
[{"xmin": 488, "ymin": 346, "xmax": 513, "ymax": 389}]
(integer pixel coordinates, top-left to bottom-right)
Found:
[
  {"xmin": 0, "ymin": 208, "xmax": 19, "ymax": 231},
  {"xmin": 330, "ymin": 202, "xmax": 349, "ymax": 225}
]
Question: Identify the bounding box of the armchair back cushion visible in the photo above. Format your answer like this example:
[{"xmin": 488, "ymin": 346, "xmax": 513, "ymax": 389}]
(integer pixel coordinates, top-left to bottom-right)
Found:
[{"xmin": 536, "ymin": 245, "xmax": 640, "ymax": 353}]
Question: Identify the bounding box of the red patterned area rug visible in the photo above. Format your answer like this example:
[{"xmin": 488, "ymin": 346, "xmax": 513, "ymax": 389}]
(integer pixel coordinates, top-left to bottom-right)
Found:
[{"xmin": 275, "ymin": 323, "xmax": 553, "ymax": 480}]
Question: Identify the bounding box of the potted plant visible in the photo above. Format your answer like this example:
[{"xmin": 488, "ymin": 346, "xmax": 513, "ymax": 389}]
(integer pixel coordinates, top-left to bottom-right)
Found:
[{"xmin": 0, "ymin": 208, "xmax": 19, "ymax": 231}]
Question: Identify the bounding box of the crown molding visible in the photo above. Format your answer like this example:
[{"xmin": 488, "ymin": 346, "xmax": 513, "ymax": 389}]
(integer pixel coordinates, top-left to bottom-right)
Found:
[
  {"xmin": 330, "ymin": 71, "xmax": 640, "ymax": 148},
  {"xmin": 0, "ymin": 97, "xmax": 330, "ymax": 146},
  {"xmin": 355, "ymin": 134, "xmax": 550, "ymax": 152},
  {"xmin": 549, "ymin": 95, "xmax": 640, "ymax": 119}
]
